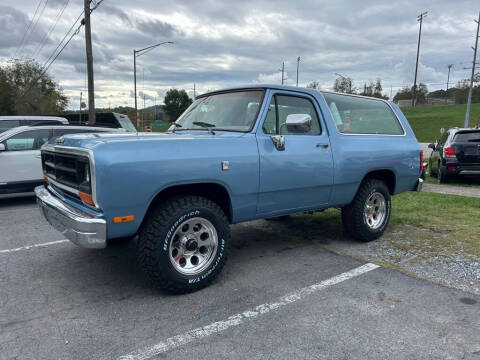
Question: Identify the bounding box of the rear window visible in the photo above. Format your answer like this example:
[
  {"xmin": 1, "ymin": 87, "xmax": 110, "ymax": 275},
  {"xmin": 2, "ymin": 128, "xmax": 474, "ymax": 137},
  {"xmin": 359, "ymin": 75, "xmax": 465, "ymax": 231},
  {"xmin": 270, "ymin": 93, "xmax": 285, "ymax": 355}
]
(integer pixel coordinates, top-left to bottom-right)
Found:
[
  {"xmin": 454, "ymin": 131, "xmax": 480, "ymax": 142},
  {"xmin": 322, "ymin": 93, "xmax": 404, "ymax": 135}
]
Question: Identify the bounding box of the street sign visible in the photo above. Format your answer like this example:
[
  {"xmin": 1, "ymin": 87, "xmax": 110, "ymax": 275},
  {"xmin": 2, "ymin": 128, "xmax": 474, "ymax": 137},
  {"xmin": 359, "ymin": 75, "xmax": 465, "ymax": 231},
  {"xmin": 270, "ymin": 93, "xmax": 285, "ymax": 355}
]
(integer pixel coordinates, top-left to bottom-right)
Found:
[{"xmin": 145, "ymin": 125, "xmax": 152, "ymax": 132}]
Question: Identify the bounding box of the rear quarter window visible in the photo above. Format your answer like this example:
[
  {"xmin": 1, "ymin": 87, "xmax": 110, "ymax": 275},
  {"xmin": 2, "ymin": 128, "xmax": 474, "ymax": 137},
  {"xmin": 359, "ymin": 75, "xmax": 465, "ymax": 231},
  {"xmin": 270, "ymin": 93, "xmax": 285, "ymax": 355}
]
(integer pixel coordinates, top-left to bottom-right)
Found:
[{"xmin": 322, "ymin": 93, "xmax": 404, "ymax": 135}]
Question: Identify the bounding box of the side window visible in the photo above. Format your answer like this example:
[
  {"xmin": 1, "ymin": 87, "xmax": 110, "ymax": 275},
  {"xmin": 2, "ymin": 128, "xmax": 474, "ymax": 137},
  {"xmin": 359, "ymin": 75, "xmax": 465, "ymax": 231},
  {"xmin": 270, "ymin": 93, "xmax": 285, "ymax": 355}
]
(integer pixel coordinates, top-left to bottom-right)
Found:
[
  {"xmin": 0, "ymin": 120, "xmax": 20, "ymax": 133},
  {"xmin": 322, "ymin": 93, "xmax": 404, "ymax": 135},
  {"xmin": 262, "ymin": 95, "xmax": 321, "ymax": 135},
  {"xmin": 277, "ymin": 95, "xmax": 321, "ymax": 135},
  {"xmin": 5, "ymin": 129, "xmax": 50, "ymax": 151},
  {"xmin": 262, "ymin": 97, "xmax": 277, "ymax": 134}
]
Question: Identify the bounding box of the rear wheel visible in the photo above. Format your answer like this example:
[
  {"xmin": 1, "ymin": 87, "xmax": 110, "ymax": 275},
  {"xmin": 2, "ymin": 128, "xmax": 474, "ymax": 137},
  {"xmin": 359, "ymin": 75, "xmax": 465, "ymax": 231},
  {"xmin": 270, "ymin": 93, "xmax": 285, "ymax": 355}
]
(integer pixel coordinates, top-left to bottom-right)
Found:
[
  {"xmin": 342, "ymin": 179, "xmax": 391, "ymax": 242},
  {"xmin": 429, "ymin": 158, "xmax": 437, "ymax": 177},
  {"xmin": 137, "ymin": 195, "xmax": 230, "ymax": 293},
  {"xmin": 437, "ymin": 164, "xmax": 448, "ymax": 183}
]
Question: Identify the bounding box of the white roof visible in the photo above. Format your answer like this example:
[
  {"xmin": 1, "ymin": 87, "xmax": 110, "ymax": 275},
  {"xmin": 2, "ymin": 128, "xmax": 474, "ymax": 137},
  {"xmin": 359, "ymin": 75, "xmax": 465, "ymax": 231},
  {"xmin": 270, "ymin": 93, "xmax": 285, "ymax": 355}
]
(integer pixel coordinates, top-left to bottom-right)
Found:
[{"xmin": 0, "ymin": 116, "xmax": 68, "ymax": 122}]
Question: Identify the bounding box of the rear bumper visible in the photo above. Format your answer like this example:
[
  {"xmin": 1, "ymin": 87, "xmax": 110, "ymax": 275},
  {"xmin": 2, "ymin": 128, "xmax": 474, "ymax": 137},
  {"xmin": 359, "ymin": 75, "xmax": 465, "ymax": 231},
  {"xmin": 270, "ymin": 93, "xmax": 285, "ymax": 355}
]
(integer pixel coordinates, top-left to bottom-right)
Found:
[
  {"xmin": 35, "ymin": 186, "xmax": 107, "ymax": 249},
  {"xmin": 445, "ymin": 163, "xmax": 480, "ymax": 176},
  {"xmin": 415, "ymin": 178, "xmax": 424, "ymax": 192}
]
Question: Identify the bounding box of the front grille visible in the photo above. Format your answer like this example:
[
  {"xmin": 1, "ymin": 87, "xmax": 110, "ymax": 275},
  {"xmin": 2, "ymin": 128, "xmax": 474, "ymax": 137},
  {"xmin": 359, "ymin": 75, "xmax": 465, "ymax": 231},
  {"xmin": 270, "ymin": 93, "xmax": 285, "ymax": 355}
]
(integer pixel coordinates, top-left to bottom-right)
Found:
[{"xmin": 42, "ymin": 151, "xmax": 91, "ymax": 194}]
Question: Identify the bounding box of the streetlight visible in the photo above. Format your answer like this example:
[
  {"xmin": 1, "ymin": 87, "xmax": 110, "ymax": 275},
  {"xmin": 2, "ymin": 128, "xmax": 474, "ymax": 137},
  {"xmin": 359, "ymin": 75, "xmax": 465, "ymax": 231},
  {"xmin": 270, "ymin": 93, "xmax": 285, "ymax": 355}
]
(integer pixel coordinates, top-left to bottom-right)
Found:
[
  {"xmin": 335, "ymin": 72, "xmax": 352, "ymax": 93},
  {"xmin": 134, "ymin": 41, "xmax": 174, "ymax": 126}
]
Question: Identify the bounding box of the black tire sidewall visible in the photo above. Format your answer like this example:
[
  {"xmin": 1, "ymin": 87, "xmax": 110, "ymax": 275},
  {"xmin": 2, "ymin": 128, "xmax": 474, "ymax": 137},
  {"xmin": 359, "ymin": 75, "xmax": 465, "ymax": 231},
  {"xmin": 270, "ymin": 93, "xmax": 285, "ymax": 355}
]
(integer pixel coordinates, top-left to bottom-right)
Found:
[{"xmin": 156, "ymin": 205, "xmax": 229, "ymax": 288}]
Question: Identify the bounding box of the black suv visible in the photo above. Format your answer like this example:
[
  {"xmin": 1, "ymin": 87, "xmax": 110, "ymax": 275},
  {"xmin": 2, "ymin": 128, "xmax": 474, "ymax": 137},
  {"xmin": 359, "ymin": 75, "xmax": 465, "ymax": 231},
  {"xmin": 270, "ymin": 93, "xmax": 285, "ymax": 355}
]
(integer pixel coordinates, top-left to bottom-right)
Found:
[{"xmin": 428, "ymin": 127, "xmax": 480, "ymax": 183}]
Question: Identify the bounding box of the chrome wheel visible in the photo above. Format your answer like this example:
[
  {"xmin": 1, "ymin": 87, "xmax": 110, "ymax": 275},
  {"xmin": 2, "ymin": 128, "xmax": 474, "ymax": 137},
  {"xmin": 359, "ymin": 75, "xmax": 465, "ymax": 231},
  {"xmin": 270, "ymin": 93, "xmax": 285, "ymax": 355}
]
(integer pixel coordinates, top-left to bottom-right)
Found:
[
  {"xmin": 364, "ymin": 192, "xmax": 386, "ymax": 230},
  {"xmin": 168, "ymin": 217, "xmax": 218, "ymax": 275}
]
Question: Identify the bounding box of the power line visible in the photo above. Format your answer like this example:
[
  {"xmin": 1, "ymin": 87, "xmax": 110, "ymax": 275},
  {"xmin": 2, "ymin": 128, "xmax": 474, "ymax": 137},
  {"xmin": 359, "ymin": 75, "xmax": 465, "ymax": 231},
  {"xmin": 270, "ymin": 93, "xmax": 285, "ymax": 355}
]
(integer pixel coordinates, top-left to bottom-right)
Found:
[
  {"xmin": 20, "ymin": 0, "xmax": 50, "ymax": 59},
  {"xmin": 32, "ymin": 0, "xmax": 71, "ymax": 59},
  {"xmin": 15, "ymin": 0, "xmax": 43, "ymax": 57}
]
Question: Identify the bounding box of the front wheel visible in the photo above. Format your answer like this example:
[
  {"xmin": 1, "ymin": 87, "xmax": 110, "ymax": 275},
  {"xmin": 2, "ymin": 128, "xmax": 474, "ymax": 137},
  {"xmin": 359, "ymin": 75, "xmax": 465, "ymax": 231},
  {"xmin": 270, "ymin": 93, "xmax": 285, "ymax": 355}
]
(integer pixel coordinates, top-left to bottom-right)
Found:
[
  {"xmin": 342, "ymin": 179, "xmax": 391, "ymax": 242},
  {"xmin": 137, "ymin": 195, "xmax": 230, "ymax": 293}
]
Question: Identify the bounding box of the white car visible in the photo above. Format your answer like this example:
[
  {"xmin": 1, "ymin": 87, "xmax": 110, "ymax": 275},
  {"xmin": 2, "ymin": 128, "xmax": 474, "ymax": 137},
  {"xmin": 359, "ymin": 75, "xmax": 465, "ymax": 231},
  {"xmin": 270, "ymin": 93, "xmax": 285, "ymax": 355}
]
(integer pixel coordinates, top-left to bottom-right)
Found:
[
  {"xmin": 0, "ymin": 116, "xmax": 69, "ymax": 133},
  {"xmin": 0, "ymin": 125, "xmax": 120, "ymax": 194}
]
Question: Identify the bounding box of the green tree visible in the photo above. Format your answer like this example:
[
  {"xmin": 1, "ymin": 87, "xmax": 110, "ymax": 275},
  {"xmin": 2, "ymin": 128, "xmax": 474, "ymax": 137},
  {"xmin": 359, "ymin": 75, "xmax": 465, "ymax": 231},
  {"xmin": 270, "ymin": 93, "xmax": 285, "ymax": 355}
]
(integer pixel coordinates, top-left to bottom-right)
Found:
[
  {"xmin": 360, "ymin": 78, "xmax": 388, "ymax": 99},
  {"xmin": 163, "ymin": 89, "xmax": 193, "ymax": 121},
  {"xmin": 333, "ymin": 76, "xmax": 354, "ymax": 93},
  {"xmin": 306, "ymin": 81, "xmax": 320, "ymax": 89},
  {"xmin": 0, "ymin": 59, "xmax": 68, "ymax": 115}
]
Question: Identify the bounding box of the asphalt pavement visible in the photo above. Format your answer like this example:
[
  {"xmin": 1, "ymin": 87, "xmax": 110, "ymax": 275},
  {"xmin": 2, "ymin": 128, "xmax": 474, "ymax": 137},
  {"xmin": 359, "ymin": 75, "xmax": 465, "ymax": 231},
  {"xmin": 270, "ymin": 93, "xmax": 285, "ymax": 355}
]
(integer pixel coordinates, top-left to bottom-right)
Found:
[{"xmin": 0, "ymin": 196, "xmax": 479, "ymax": 360}]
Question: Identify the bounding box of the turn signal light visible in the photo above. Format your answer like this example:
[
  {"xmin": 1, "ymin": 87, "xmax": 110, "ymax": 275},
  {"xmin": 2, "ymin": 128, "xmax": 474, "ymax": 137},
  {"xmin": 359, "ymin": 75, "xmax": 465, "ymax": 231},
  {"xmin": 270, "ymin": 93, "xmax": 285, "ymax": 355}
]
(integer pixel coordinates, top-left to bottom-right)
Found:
[
  {"xmin": 113, "ymin": 215, "xmax": 134, "ymax": 224},
  {"xmin": 79, "ymin": 191, "xmax": 95, "ymax": 206}
]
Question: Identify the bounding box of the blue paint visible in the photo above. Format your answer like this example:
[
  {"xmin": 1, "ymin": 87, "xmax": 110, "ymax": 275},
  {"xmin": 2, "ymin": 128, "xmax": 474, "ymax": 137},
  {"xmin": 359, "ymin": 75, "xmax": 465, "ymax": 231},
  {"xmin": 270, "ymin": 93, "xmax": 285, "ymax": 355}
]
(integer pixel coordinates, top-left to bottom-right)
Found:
[{"xmin": 51, "ymin": 85, "xmax": 421, "ymax": 240}]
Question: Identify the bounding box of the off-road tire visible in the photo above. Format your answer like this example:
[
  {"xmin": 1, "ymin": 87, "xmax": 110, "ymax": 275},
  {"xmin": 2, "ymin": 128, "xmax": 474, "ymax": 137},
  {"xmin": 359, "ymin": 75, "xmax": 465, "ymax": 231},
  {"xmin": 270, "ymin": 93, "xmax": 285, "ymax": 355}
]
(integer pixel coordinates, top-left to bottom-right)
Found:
[
  {"xmin": 341, "ymin": 179, "xmax": 391, "ymax": 242},
  {"xmin": 137, "ymin": 195, "xmax": 230, "ymax": 294}
]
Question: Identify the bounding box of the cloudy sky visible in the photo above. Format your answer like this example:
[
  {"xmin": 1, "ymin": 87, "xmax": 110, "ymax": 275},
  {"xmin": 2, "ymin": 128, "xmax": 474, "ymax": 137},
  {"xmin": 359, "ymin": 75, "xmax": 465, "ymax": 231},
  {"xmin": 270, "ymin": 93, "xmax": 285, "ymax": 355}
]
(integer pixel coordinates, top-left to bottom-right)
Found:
[{"xmin": 1, "ymin": 0, "xmax": 479, "ymax": 109}]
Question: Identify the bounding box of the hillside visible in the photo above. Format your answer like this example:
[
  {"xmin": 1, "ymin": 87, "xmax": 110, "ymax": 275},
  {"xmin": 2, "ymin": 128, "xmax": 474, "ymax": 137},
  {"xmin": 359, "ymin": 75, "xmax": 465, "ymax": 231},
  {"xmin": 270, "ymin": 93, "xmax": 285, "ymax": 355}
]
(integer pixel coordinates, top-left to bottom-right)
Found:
[{"xmin": 402, "ymin": 103, "xmax": 480, "ymax": 143}]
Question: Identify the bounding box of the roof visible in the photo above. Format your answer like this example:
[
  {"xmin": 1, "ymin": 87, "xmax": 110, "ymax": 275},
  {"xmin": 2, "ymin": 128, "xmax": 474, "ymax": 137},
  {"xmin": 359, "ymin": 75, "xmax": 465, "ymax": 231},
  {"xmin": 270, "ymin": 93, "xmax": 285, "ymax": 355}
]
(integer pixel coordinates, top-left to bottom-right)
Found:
[
  {"xmin": 0, "ymin": 125, "xmax": 122, "ymax": 140},
  {"xmin": 0, "ymin": 116, "xmax": 68, "ymax": 122}
]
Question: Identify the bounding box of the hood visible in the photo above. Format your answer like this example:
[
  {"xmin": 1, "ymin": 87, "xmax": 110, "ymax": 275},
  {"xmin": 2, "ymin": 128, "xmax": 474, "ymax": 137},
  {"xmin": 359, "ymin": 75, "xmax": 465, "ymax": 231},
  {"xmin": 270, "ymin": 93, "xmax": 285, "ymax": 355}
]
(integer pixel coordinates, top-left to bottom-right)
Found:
[{"xmin": 47, "ymin": 130, "xmax": 246, "ymax": 150}]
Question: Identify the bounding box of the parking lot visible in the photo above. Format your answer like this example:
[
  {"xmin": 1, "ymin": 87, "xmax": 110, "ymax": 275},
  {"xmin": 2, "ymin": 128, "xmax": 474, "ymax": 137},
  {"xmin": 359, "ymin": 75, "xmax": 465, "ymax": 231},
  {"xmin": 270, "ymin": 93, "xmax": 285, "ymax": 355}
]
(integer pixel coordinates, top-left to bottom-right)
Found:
[{"xmin": 1, "ymin": 196, "xmax": 479, "ymax": 360}]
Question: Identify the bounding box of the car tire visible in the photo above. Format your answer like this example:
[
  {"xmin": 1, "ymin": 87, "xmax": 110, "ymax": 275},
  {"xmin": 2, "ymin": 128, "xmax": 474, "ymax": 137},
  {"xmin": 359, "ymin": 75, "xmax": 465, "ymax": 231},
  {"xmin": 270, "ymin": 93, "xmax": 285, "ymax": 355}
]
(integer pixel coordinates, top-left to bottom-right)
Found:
[
  {"xmin": 429, "ymin": 159, "xmax": 437, "ymax": 177},
  {"xmin": 137, "ymin": 195, "xmax": 230, "ymax": 294},
  {"xmin": 341, "ymin": 179, "xmax": 391, "ymax": 242},
  {"xmin": 437, "ymin": 164, "xmax": 448, "ymax": 184}
]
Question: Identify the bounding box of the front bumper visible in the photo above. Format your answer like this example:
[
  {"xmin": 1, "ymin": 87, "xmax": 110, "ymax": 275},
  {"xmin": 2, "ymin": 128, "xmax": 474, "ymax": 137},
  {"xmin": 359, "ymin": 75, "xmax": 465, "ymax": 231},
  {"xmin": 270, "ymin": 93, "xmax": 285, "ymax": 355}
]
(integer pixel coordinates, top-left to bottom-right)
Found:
[{"xmin": 35, "ymin": 186, "xmax": 107, "ymax": 249}]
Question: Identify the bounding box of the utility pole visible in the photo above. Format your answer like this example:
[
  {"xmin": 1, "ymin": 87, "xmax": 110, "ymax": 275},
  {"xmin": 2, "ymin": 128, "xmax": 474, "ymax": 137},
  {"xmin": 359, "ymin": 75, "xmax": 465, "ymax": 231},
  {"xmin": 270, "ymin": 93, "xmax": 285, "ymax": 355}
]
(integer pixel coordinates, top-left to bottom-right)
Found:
[
  {"xmin": 296, "ymin": 57, "xmax": 300, "ymax": 87},
  {"xmin": 465, "ymin": 11, "xmax": 480, "ymax": 128},
  {"xmin": 281, "ymin": 62, "xmax": 285, "ymax": 85},
  {"xmin": 84, "ymin": 0, "xmax": 96, "ymax": 124},
  {"xmin": 412, "ymin": 11, "xmax": 427, "ymax": 107},
  {"xmin": 79, "ymin": 92, "xmax": 82, "ymax": 124},
  {"xmin": 193, "ymin": 83, "xmax": 196, "ymax": 100},
  {"xmin": 446, "ymin": 64, "xmax": 453, "ymax": 103},
  {"xmin": 154, "ymin": 96, "xmax": 156, "ymax": 121}
]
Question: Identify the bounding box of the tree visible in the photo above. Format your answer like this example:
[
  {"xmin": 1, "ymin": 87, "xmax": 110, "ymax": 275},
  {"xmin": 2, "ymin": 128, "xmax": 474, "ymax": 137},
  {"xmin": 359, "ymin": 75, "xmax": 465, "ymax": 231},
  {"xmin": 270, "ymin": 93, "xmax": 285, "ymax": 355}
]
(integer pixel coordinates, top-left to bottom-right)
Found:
[
  {"xmin": 360, "ymin": 78, "xmax": 388, "ymax": 99},
  {"xmin": 333, "ymin": 76, "xmax": 354, "ymax": 93},
  {"xmin": 393, "ymin": 83, "xmax": 428, "ymax": 104},
  {"xmin": 163, "ymin": 89, "xmax": 193, "ymax": 121},
  {"xmin": 0, "ymin": 59, "xmax": 68, "ymax": 115},
  {"xmin": 306, "ymin": 81, "xmax": 320, "ymax": 89}
]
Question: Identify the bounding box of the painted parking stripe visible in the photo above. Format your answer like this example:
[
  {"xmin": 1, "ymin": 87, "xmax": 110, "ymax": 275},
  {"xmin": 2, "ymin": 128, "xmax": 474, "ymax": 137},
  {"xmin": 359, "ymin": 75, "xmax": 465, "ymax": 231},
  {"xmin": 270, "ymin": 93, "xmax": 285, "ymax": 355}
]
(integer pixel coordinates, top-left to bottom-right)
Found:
[
  {"xmin": 119, "ymin": 263, "xmax": 380, "ymax": 360},
  {"xmin": 0, "ymin": 239, "xmax": 69, "ymax": 254}
]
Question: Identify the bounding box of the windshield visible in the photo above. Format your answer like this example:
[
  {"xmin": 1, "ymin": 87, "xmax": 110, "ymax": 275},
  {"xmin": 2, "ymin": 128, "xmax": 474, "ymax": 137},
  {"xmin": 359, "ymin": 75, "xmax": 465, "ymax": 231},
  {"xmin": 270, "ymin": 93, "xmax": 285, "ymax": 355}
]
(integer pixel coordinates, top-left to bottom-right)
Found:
[{"xmin": 172, "ymin": 90, "xmax": 264, "ymax": 132}]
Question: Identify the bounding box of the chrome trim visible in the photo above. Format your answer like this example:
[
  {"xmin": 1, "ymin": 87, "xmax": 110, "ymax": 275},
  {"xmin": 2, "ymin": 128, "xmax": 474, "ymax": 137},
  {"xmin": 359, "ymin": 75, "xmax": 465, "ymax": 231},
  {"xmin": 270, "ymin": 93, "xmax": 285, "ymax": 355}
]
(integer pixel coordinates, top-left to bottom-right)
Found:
[
  {"xmin": 35, "ymin": 186, "xmax": 106, "ymax": 249},
  {"xmin": 416, "ymin": 178, "xmax": 424, "ymax": 192},
  {"xmin": 41, "ymin": 144, "xmax": 99, "ymax": 209},
  {"xmin": 459, "ymin": 170, "xmax": 480, "ymax": 175},
  {"xmin": 319, "ymin": 91, "xmax": 407, "ymax": 137},
  {"xmin": 47, "ymin": 177, "xmax": 79, "ymax": 196}
]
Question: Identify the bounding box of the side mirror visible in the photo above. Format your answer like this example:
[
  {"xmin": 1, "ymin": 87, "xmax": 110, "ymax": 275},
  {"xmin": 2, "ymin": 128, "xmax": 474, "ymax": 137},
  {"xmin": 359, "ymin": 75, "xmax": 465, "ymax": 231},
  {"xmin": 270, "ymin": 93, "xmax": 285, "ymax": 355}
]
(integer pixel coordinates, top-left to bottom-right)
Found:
[
  {"xmin": 0, "ymin": 143, "xmax": 5, "ymax": 151},
  {"xmin": 428, "ymin": 143, "xmax": 436, "ymax": 151},
  {"xmin": 285, "ymin": 114, "xmax": 312, "ymax": 133}
]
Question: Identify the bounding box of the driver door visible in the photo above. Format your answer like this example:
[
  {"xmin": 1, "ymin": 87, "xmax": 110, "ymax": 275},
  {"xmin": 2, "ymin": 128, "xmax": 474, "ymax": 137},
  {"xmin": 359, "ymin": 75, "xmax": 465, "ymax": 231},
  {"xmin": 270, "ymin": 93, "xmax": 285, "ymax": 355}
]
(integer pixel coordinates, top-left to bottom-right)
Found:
[{"xmin": 256, "ymin": 91, "xmax": 334, "ymax": 216}]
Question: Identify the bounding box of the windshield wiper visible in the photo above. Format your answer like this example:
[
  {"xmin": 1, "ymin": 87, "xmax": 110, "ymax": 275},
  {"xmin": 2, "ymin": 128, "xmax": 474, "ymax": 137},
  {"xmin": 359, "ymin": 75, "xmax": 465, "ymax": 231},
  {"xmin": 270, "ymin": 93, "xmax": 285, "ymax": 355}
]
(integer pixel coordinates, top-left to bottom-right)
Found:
[
  {"xmin": 171, "ymin": 122, "xmax": 182, "ymax": 133},
  {"xmin": 192, "ymin": 121, "xmax": 216, "ymax": 134},
  {"xmin": 192, "ymin": 121, "xmax": 216, "ymax": 128}
]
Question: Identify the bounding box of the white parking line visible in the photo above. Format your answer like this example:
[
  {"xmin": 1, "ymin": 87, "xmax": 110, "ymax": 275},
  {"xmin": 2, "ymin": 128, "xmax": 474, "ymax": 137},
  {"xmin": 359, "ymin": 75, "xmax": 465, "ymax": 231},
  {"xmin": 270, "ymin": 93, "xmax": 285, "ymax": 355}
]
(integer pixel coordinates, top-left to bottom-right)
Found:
[
  {"xmin": 0, "ymin": 239, "xmax": 69, "ymax": 254},
  {"xmin": 119, "ymin": 263, "xmax": 380, "ymax": 360}
]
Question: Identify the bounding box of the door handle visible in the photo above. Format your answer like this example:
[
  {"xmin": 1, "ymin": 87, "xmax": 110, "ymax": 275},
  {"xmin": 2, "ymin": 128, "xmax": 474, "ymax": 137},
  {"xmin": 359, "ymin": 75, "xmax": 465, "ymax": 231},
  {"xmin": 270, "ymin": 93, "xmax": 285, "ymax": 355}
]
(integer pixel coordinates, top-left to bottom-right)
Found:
[{"xmin": 316, "ymin": 143, "xmax": 329, "ymax": 149}]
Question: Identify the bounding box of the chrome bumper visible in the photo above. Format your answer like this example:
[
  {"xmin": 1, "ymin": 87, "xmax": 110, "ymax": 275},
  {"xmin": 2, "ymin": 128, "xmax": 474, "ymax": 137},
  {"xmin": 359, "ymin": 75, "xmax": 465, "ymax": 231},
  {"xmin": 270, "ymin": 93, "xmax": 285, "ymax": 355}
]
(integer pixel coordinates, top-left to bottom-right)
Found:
[
  {"xmin": 35, "ymin": 186, "xmax": 107, "ymax": 249},
  {"xmin": 416, "ymin": 178, "xmax": 424, "ymax": 192}
]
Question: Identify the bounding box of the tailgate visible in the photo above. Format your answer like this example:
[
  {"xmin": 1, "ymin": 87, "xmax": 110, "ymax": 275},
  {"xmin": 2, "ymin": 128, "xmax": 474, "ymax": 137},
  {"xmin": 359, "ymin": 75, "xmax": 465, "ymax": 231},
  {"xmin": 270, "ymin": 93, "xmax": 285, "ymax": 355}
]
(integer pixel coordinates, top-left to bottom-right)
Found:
[{"xmin": 453, "ymin": 131, "xmax": 480, "ymax": 164}]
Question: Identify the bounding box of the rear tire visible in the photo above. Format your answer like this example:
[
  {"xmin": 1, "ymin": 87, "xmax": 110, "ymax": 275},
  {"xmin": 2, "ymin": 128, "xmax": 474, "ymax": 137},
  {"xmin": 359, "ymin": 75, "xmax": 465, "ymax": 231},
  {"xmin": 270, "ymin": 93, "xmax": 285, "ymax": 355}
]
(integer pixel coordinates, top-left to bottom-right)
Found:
[
  {"xmin": 429, "ymin": 159, "xmax": 436, "ymax": 177},
  {"xmin": 341, "ymin": 179, "xmax": 391, "ymax": 242},
  {"xmin": 437, "ymin": 164, "xmax": 448, "ymax": 184},
  {"xmin": 137, "ymin": 195, "xmax": 230, "ymax": 294}
]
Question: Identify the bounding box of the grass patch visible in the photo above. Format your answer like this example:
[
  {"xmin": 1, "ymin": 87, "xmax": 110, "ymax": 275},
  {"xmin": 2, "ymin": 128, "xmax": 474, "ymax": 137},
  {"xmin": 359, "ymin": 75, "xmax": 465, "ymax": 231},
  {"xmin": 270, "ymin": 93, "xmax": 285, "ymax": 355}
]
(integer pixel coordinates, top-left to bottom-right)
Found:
[
  {"xmin": 402, "ymin": 103, "xmax": 480, "ymax": 142},
  {"xmin": 285, "ymin": 191, "xmax": 480, "ymax": 261}
]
